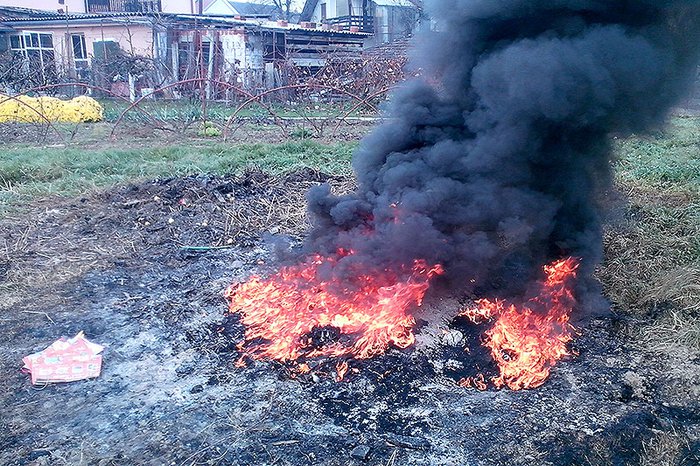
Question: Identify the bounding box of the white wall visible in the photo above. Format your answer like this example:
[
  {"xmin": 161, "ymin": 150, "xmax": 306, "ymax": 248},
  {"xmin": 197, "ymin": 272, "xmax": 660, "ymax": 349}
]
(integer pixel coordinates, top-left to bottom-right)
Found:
[
  {"xmin": 0, "ymin": 0, "xmax": 86, "ymax": 13},
  {"xmin": 310, "ymin": 0, "xmax": 338, "ymax": 22},
  {"xmin": 311, "ymin": 0, "xmax": 368, "ymax": 22},
  {"xmin": 161, "ymin": 0, "xmax": 197, "ymax": 14},
  {"xmin": 220, "ymin": 30, "xmax": 246, "ymax": 82}
]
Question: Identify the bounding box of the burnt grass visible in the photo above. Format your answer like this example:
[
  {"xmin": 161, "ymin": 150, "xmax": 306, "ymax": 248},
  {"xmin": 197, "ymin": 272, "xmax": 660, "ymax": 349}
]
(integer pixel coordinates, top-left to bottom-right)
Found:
[{"xmin": 0, "ymin": 169, "xmax": 699, "ymax": 465}]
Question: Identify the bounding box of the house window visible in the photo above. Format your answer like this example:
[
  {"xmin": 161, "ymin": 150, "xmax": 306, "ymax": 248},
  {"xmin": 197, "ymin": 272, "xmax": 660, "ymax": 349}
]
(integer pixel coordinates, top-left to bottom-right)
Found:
[
  {"xmin": 9, "ymin": 31, "xmax": 56, "ymax": 83},
  {"xmin": 320, "ymin": 3, "xmax": 327, "ymax": 20},
  {"xmin": 71, "ymin": 34, "xmax": 89, "ymax": 70}
]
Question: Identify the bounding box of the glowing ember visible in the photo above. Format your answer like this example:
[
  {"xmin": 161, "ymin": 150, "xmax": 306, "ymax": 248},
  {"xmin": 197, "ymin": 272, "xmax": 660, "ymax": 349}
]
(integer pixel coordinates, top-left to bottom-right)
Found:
[
  {"xmin": 460, "ymin": 258, "xmax": 579, "ymax": 390},
  {"xmin": 226, "ymin": 250, "xmax": 443, "ymax": 367},
  {"xmin": 458, "ymin": 374, "xmax": 487, "ymax": 391},
  {"xmin": 335, "ymin": 361, "xmax": 349, "ymax": 381}
]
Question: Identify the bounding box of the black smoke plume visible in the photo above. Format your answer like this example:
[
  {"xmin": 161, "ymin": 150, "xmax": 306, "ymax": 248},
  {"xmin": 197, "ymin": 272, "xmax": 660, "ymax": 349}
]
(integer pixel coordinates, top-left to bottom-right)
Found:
[{"xmin": 304, "ymin": 0, "xmax": 700, "ymax": 300}]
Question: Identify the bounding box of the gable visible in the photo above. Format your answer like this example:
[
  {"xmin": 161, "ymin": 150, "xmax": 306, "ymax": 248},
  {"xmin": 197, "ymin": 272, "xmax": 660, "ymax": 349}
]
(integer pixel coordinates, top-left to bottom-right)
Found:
[{"xmin": 202, "ymin": 0, "xmax": 237, "ymax": 15}]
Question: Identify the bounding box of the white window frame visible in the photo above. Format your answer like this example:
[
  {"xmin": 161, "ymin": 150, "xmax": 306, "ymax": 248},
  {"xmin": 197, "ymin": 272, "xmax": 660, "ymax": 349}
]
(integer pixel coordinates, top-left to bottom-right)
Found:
[
  {"xmin": 9, "ymin": 30, "xmax": 56, "ymax": 82},
  {"xmin": 70, "ymin": 33, "xmax": 89, "ymax": 70}
]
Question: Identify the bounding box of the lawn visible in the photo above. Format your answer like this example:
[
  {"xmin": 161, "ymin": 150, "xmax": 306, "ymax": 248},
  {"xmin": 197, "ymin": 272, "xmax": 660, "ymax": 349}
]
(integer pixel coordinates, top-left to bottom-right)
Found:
[{"xmin": 99, "ymin": 99, "xmax": 376, "ymax": 123}]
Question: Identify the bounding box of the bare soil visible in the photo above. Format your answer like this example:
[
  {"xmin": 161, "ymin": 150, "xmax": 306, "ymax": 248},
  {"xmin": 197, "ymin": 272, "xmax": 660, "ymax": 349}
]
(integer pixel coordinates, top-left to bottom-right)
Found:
[{"xmin": 1, "ymin": 170, "xmax": 698, "ymax": 465}]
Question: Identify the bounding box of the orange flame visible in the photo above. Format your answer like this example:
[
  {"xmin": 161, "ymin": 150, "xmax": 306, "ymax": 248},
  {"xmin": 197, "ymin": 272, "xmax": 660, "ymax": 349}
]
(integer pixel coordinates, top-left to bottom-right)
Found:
[
  {"xmin": 336, "ymin": 361, "xmax": 349, "ymax": 381},
  {"xmin": 460, "ymin": 258, "xmax": 579, "ymax": 390},
  {"xmin": 458, "ymin": 373, "xmax": 488, "ymax": 391},
  {"xmin": 226, "ymin": 251, "xmax": 444, "ymax": 367}
]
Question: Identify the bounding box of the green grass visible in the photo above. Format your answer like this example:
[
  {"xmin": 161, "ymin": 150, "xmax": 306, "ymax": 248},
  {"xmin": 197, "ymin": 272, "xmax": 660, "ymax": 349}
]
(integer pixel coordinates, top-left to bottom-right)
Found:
[
  {"xmin": 100, "ymin": 99, "xmax": 373, "ymax": 123},
  {"xmin": 614, "ymin": 117, "xmax": 700, "ymax": 186},
  {"xmin": 0, "ymin": 139, "xmax": 356, "ymax": 213},
  {"xmin": 603, "ymin": 116, "xmax": 700, "ymax": 351}
]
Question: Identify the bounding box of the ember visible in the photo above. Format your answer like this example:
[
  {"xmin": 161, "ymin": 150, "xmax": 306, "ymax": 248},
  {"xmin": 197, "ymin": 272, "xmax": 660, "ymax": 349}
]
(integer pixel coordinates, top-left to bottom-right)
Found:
[
  {"xmin": 226, "ymin": 250, "xmax": 444, "ymax": 367},
  {"xmin": 460, "ymin": 258, "xmax": 579, "ymax": 390}
]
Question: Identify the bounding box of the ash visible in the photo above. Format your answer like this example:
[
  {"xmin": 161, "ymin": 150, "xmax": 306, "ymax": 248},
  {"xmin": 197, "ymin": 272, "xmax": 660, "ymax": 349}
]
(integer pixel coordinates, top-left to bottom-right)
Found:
[{"xmin": 0, "ymin": 171, "xmax": 698, "ymax": 465}]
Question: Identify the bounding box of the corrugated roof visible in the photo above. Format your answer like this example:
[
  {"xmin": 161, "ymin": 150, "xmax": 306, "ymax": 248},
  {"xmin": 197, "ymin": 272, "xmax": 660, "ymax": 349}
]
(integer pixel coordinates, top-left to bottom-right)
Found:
[
  {"xmin": 1, "ymin": 11, "xmax": 370, "ymax": 36},
  {"xmin": 175, "ymin": 14, "xmax": 371, "ymax": 36},
  {"xmin": 0, "ymin": 6, "xmax": 62, "ymax": 20},
  {"xmin": 372, "ymin": 0, "xmax": 415, "ymax": 7},
  {"xmin": 1, "ymin": 11, "xmax": 148, "ymax": 22}
]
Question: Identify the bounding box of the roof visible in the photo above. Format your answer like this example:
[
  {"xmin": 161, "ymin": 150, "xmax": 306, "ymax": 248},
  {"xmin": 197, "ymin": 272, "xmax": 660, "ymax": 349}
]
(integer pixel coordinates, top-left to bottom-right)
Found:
[
  {"xmin": 1, "ymin": 11, "xmax": 149, "ymax": 23},
  {"xmin": 364, "ymin": 36, "xmax": 413, "ymax": 58},
  {"xmin": 177, "ymin": 14, "xmax": 371, "ymax": 36},
  {"xmin": 372, "ymin": 0, "xmax": 415, "ymax": 6},
  {"xmin": 0, "ymin": 6, "xmax": 60, "ymax": 21},
  {"xmin": 0, "ymin": 11, "xmax": 160, "ymax": 28},
  {"xmin": 0, "ymin": 11, "xmax": 370, "ymax": 37},
  {"xmin": 300, "ymin": 0, "xmax": 317, "ymax": 22},
  {"xmin": 228, "ymin": 1, "xmax": 283, "ymax": 18}
]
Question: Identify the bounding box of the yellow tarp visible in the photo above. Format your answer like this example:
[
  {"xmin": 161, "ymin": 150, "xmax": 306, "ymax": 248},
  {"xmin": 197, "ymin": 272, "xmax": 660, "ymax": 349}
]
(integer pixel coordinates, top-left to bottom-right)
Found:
[{"xmin": 0, "ymin": 94, "xmax": 103, "ymax": 123}]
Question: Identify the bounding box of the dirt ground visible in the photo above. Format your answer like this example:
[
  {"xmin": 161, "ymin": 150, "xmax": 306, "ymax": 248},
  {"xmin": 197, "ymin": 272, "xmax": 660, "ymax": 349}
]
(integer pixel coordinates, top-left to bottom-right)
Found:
[
  {"xmin": 0, "ymin": 118, "xmax": 377, "ymax": 149},
  {"xmin": 1, "ymin": 169, "xmax": 699, "ymax": 465}
]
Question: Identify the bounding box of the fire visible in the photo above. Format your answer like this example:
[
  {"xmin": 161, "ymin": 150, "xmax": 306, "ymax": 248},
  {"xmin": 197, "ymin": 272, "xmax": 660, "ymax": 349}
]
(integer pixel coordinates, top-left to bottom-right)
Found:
[
  {"xmin": 458, "ymin": 373, "xmax": 487, "ymax": 391},
  {"xmin": 460, "ymin": 258, "xmax": 579, "ymax": 390},
  {"xmin": 227, "ymin": 251, "xmax": 578, "ymax": 390},
  {"xmin": 226, "ymin": 250, "xmax": 444, "ymax": 367},
  {"xmin": 335, "ymin": 361, "xmax": 349, "ymax": 381}
]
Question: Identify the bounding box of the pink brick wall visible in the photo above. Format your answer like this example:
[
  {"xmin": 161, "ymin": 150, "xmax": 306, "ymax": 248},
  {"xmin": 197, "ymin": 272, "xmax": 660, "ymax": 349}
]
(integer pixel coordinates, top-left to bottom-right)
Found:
[{"xmin": 12, "ymin": 22, "xmax": 154, "ymax": 72}]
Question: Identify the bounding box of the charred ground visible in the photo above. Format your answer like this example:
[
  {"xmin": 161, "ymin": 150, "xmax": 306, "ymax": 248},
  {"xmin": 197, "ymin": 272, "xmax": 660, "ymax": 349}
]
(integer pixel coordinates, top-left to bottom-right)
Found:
[{"xmin": 0, "ymin": 119, "xmax": 698, "ymax": 465}]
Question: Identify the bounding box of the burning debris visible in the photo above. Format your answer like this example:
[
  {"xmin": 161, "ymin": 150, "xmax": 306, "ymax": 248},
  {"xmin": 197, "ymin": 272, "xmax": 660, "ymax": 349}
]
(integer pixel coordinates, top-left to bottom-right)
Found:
[
  {"xmin": 460, "ymin": 258, "xmax": 579, "ymax": 390},
  {"xmin": 226, "ymin": 250, "xmax": 443, "ymax": 365},
  {"xmin": 228, "ymin": 1, "xmax": 700, "ymax": 388}
]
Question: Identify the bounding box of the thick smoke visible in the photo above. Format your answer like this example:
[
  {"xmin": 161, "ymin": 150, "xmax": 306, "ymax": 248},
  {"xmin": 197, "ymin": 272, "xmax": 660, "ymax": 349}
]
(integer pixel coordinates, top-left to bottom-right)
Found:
[{"xmin": 304, "ymin": 0, "xmax": 700, "ymax": 299}]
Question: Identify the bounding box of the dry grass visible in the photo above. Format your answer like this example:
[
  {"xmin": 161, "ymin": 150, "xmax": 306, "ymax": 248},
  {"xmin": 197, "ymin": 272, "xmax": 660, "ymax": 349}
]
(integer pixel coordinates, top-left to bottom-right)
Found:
[
  {"xmin": 644, "ymin": 265, "xmax": 700, "ymax": 313},
  {"xmin": 217, "ymin": 174, "xmax": 356, "ymax": 241},
  {"xmin": 639, "ymin": 430, "xmax": 688, "ymax": 466},
  {"xmin": 0, "ymin": 202, "xmax": 144, "ymax": 310},
  {"xmin": 598, "ymin": 190, "xmax": 700, "ymax": 351},
  {"xmin": 599, "ymin": 186, "xmax": 699, "ymax": 313},
  {"xmin": 640, "ymin": 264, "xmax": 700, "ymax": 351},
  {"xmin": 0, "ymin": 170, "xmax": 356, "ymax": 313},
  {"xmin": 641, "ymin": 309, "xmax": 700, "ymax": 353}
]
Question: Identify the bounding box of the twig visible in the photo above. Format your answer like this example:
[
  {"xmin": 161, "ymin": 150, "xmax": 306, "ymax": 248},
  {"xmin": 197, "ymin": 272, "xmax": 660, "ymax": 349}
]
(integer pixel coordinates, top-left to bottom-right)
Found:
[
  {"xmin": 270, "ymin": 440, "xmax": 299, "ymax": 446},
  {"xmin": 11, "ymin": 400, "xmax": 39, "ymax": 409},
  {"xmin": 21, "ymin": 310, "xmax": 54, "ymax": 324},
  {"xmin": 179, "ymin": 245, "xmax": 235, "ymax": 251},
  {"xmin": 387, "ymin": 449, "xmax": 398, "ymax": 466}
]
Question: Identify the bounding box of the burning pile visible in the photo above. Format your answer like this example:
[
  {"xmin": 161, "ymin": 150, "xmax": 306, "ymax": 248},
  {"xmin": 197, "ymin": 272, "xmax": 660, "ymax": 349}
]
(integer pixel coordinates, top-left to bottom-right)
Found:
[
  {"xmin": 227, "ymin": 0, "xmax": 700, "ymax": 389},
  {"xmin": 227, "ymin": 256, "xmax": 578, "ymax": 389}
]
